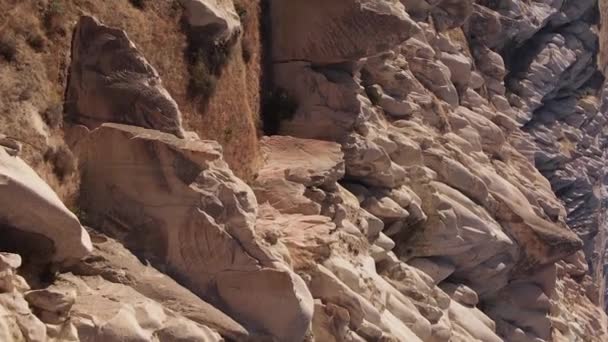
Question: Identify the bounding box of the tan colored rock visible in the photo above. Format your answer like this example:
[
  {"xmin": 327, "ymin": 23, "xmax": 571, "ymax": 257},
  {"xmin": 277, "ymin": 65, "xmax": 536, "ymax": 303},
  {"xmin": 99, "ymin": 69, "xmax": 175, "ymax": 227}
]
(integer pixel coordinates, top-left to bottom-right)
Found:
[
  {"xmin": 66, "ymin": 16, "xmax": 185, "ymax": 138},
  {"xmin": 68, "ymin": 231, "xmax": 249, "ymax": 340},
  {"xmin": 79, "ymin": 123, "xmax": 312, "ymax": 341},
  {"xmin": 259, "ymin": 136, "xmax": 345, "ymax": 187},
  {"xmin": 0, "ymin": 148, "xmax": 92, "ymax": 265}
]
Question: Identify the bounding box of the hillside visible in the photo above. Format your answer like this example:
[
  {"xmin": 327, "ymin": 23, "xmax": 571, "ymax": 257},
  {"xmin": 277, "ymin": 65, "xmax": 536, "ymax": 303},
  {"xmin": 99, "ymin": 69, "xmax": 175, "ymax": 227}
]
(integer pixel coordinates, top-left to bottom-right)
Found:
[{"xmin": 1, "ymin": 0, "xmax": 608, "ymax": 341}]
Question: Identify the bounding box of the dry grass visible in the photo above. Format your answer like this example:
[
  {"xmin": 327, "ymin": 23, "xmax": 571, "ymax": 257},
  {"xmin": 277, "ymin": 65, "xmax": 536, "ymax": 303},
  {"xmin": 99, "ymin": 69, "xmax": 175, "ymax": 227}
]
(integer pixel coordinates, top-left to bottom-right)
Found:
[
  {"xmin": 0, "ymin": 0, "xmax": 263, "ymax": 202},
  {"xmin": 183, "ymin": 0, "xmax": 262, "ymax": 181}
]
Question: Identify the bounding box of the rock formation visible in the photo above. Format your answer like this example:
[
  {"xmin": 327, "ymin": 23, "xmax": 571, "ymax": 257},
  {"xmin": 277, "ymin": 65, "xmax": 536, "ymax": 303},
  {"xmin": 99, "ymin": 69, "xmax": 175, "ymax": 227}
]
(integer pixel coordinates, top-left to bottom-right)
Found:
[{"xmin": 1, "ymin": 0, "xmax": 608, "ymax": 341}]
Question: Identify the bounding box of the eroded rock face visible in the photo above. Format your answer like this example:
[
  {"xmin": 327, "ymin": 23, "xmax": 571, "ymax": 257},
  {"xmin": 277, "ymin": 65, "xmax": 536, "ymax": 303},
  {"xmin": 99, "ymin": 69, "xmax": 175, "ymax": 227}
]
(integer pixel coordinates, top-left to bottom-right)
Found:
[
  {"xmin": 78, "ymin": 123, "xmax": 313, "ymax": 341},
  {"xmin": 265, "ymin": 0, "xmax": 608, "ymax": 340},
  {"xmin": 66, "ymin": 16, "xmax": 185, "ymax": 138}
]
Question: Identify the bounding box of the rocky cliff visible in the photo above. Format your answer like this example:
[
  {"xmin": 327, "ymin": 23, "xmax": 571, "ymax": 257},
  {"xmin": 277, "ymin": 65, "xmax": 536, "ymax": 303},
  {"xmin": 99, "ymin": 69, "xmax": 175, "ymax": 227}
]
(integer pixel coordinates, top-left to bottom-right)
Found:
[{"xmin": 1, "ymin": 0, "xmax": 608, "ymax": 341}]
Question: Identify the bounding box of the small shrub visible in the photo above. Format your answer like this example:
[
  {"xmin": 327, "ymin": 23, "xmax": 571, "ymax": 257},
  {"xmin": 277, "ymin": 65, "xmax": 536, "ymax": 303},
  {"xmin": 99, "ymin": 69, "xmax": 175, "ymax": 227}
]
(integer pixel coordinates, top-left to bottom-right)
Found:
[
  {"xmin": 26, "ymin": 32, "xmax": 46, "ymax": 52},
  {"xmin": 43, "ymin": 104, "xmax": 64, "ymax": 128},
  {"xmin": 235, "ymin": 3, "xmax": 248, "ymax": 21},
  {"xmin": 241, "ymin": 39, "xmax": 252, "ymax": 63},
  {"xmin": 189, "ymin": 57, "xmax": 217, "ymax": 98},
  {"xmin": 206, "ymin": 42, "xmax": 233, "ymax": 74},
  {"xmin": 264, "ymin": 88, "xmax": 298, "ymax": 121},
  {"xmin": 44, "ymin": 145, "xmax": 76, "ymax": 181},
  {"xmin": 70, "ymin": 206, "xmax": 88, "ymax": 224},
  {"xmin": 0, "ymin": 35, "xmax": 17, "ymax": 62},
  {"xmin": 262, "ymin": 88, "xmax": 299, "ymax": 134},
  {"xmin": 129, "ymin": 0, "xmax": 147, "ymax": 10},
  {"xmin": 224, "ymin": 127, "xmax": 233, "ymax": 140},
  {"xmin": 44, "ymin": 0, "xmax": 66, "ymax": 35},
  {"xmin": 365, "ymin": 85, "xmax": 382, "ymax": 105}
]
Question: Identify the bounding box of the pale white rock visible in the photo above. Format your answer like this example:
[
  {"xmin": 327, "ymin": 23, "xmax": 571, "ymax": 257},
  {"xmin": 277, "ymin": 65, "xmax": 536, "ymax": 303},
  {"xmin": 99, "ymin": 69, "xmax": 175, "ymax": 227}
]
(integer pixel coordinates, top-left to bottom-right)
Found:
[{"xmin": 0, "ymin": 148, "xmax": 92, "ymax": 265}]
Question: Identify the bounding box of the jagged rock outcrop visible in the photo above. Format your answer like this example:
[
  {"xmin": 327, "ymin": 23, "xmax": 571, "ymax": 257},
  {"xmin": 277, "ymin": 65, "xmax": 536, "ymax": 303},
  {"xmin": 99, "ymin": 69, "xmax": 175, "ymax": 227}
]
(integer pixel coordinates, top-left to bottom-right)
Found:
[{"xmin": 66, "ymin": 16, "xmax": 185, "ymax": 138}]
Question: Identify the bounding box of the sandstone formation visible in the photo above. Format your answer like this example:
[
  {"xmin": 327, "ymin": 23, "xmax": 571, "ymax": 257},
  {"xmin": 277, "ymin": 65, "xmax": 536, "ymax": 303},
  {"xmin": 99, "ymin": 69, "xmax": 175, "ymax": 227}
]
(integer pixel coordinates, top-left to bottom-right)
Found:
[
  {"xmin": 66, "ymin": 16, "xmax": 185, "ymax": 138},
  {"xmin": 1, "ymin": 1, "xmax": 608, "ymax": 341}
]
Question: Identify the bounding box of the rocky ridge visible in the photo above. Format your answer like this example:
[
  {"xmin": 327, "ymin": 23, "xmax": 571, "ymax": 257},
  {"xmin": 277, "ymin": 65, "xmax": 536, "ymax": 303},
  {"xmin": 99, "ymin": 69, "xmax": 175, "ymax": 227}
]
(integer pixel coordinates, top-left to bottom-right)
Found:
[{"xmin": 1, "ymin": 0, "xmax": 608, "ymax": 341}]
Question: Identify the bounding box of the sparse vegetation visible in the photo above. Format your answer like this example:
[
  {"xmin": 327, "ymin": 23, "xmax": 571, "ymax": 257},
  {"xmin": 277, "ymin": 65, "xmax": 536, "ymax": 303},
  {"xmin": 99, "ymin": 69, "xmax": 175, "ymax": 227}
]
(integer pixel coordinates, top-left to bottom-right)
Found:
[
  {"xmin": 189, "ymin": 54, "xmax": 217, "ymax": 98},
  {"xmin": 69, "ymin": 205, "xmax": 89, "ymax": 225},
  {"xmin": 44, "ymin": 0, "xmax": 66, "ymax": 35},
  {"xmin": 365, "ymin": 85, "xmax": 382, "ymax": 105},
  {"xmin": 43, "ymin": 104, "xmax": 64, "ymax": 129},
  {"xmin": 235, "ymin": 3, "xmax": 248, "ymax": 21},
  {"xmin": 26, "ymin": 32, "xmax": 45, "ymax": 52},
  {"xmin": 262, "ymin": 88, "xmax": 298, "ymax": 134},
  {"xmin": 242, "ymin": 38, "xmax": 253, "ymax": 63},
  {"xmin": 44, "ymin": 145, "xmax": 76, "ymax": 181},
  {"xmin": 264, "ymin": 88, "xmax": 298, "ymax": 120},
  {"xmin": 186, "ymin": 33, "xmax": 235, "ymax": 98},
  {"xmin": 0, "ymin": 34, "xmax": 17, "ymax": 62}
]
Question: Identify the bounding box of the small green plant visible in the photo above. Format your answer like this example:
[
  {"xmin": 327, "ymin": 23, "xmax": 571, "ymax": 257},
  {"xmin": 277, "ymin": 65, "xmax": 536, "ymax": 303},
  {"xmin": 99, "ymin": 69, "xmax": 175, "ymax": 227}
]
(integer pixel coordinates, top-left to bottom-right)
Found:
[
  {"xmin": 44, "ymin": 145, "xmax": 76, "ymax": 181},
  {"xmin": 365, "ymin": 85, "xmax": 382, "ymax": 105},
  {"xmin": 224, "ymin": 127, "xmax": 233, "ymax": 140},
  {"xmin": 70, "ymin": 206, "xmax": 88, "ymax": 225},
  {"xmin": 189, "ymin": 56, "xmax": 217, "ymax": 98},
  {"xmin": 44, "ymin": 0, "xmax": 66, "ymax": 35},
  {"xmin": 0, "ymin": 35, "xmax": 17, "ymax": 62}
]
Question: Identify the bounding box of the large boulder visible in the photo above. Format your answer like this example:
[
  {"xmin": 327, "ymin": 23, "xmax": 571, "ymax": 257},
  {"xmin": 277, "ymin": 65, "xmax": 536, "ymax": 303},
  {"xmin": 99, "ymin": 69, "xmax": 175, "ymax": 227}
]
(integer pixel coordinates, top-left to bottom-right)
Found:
[
  {"xmin": 78, "ymin": 123, "xmax": 313, "ymax": 341},
  {"xmin": 66, "ymin": 16, "xmax": 185, "ymax": 138},
  {"xmin": 0, "ymin": 147, "xmax": 92, "ymax": 265}
]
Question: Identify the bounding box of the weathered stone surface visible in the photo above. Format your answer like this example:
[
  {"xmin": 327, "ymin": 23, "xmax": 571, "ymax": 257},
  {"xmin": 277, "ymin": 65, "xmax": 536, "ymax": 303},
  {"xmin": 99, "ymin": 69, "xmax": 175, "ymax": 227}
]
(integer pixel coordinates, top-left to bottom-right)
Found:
[
  {"xmin": 179, "ymin": 0, "xmax": 241, "ymax": 42},
  {"xmin": 78, "ymin": 123, "xmax": 312, "ymax": 341},
  {"xmin": 66, "ymin": 16, "xmax": 185, "ymax": 138},
  {"xmin": 0, "ymin": 148, "xmax": 92, "ymax": 265}
]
